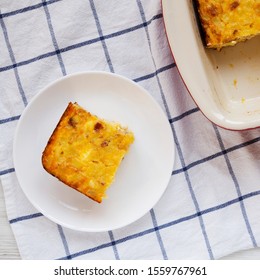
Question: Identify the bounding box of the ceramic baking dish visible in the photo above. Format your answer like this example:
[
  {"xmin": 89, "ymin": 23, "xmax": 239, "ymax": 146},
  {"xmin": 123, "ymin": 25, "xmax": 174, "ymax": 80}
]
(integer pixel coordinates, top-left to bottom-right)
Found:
[{"xmin": 162, "ymin": 0, "xmax": 260, "ymax": 130}]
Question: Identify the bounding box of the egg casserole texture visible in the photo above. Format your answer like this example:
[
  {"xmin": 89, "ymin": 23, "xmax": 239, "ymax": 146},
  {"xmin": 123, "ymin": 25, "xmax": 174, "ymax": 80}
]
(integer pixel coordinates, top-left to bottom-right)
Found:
[
  {"xmin": 195, "ymin": 0, "xmax": 260, "ymax": 49},
  {"xmin": 42, "ymin": 102, "xmax": 134, "ymax": 203}
]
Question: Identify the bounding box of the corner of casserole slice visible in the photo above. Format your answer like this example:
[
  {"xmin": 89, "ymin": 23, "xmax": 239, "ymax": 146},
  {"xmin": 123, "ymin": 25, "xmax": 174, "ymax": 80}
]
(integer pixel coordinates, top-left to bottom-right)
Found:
[
  {"xmin": 195, "ymin": 0, "xmax": 260, "ymax": 50},
  {"xmin": 42, "ymin": 102, "xmax": 134, "ymax": 203}
]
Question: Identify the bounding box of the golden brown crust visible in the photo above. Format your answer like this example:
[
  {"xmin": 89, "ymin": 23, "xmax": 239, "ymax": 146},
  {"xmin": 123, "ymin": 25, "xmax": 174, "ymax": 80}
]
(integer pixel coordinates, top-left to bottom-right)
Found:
[
  {"xmin": 195, "ymin": 0, "xmax": 260, "ymax": 50},
  {"xmin": 42, "ymin": 102, "xmax": 134, "ymax": 203}
]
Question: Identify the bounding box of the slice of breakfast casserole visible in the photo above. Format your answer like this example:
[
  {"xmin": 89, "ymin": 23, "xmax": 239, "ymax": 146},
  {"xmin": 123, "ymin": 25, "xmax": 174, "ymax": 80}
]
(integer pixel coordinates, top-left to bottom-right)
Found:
[
  {"xmin": 195, "ymin": 0, "xmax": 260, "ymax": 49},
  {"xmin": 42, "ymin": 102, "xmax": 134, "ymax": 203}
]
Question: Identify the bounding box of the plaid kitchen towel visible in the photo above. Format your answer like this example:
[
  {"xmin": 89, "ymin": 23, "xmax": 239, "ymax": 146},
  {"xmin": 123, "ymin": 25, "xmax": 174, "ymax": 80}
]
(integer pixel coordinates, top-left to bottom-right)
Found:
[{"xmin": 0, "ymin": 0, "xmax": 260, "ymax": 260}]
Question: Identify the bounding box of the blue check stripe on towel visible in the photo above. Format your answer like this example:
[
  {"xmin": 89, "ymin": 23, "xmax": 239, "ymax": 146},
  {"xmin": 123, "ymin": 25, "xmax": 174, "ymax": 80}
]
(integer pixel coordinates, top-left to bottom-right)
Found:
[
  {"xmin": 0, "ymin": 0, "xmax": 260, "ymax": 260},
  {"xmin": 8, "ymin": 189, "xmax": 260, "ymax": 260}
]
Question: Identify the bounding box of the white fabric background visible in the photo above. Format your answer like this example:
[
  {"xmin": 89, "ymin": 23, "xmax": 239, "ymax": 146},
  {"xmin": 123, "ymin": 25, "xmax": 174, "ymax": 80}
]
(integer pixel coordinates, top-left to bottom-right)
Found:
[{"xmin": 0, "ymin": 0, "xmax": 260, "ymax": 260}]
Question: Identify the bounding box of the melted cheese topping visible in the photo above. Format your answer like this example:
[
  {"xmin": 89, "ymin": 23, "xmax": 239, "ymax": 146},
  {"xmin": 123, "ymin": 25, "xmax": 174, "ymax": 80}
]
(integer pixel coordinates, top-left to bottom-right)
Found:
[
  {"xmin": 42, "ymin": 102, "xmax": 134, "ymax": 203},
  {"xmin": 196, "ymin": 0, "xmax": 260, "ymax": 49}
]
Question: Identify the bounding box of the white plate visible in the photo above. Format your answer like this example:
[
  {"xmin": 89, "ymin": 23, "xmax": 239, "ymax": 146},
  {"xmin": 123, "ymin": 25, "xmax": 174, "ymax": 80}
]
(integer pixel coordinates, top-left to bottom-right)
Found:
[
  {"xmin": 13, "ymin": 71, "xmax": 175, "ymax": 232},
  {"xmin": 162, "ymin": 0, "xmax": 260, "ymax": 130}
]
